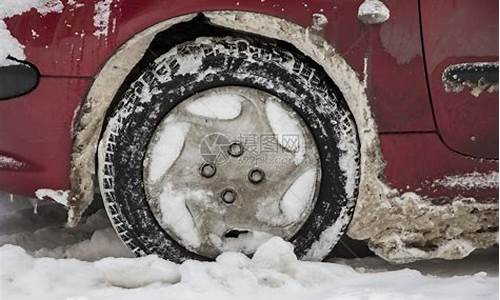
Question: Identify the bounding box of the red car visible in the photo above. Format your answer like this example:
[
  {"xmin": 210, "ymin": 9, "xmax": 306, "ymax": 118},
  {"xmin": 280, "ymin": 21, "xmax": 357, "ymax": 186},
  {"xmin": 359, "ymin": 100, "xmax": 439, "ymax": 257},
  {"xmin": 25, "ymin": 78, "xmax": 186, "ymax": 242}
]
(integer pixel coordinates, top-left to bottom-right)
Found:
[{"xmin": 0, "ymin": 0, "xmax": 497, "ymax": 263}]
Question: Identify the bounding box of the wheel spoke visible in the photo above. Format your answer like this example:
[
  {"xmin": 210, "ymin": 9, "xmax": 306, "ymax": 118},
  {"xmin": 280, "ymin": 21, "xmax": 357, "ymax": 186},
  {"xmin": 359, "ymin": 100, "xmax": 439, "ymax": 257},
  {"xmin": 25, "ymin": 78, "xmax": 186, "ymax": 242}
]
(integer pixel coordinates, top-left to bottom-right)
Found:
[{"xmin": 143, "ymin": 86, "xmax": 321, "ymax": 257}]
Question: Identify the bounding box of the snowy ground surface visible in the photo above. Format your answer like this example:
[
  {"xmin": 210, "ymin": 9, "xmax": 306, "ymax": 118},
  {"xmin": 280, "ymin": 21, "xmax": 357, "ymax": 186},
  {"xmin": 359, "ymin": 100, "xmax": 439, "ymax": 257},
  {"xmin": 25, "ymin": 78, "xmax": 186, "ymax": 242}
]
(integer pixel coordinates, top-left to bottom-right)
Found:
[{"xmin": 0, "ymin": 192, "xmax": 498, "ymax": 300}]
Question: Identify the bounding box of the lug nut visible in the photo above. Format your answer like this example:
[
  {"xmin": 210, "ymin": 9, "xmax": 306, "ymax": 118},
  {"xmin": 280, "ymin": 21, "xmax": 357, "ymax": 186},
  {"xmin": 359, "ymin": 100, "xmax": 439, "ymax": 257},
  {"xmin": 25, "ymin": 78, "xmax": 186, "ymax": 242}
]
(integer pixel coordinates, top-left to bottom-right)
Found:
[
  {"xmin": 248, "ymin": 168, "xmax": 265, "ymax": 184},
  {"xmin": 228, "ymin": 142, "xmax": 244, "ymax": 157},
  {"xmin": 221, "ymin": 188, "xmax": 236, "ymax": 204},
  {"xmin": 200, "ymin": 163, "xmax": 216, "ymax": 178}
]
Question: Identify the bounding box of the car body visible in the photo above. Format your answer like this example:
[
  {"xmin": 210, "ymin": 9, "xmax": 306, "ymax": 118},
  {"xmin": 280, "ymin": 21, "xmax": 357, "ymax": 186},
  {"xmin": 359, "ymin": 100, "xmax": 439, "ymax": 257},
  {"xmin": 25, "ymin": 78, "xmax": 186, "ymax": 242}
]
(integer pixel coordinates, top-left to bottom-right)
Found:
[{"xmin": 0, "ymin": 0, "xmax": 497, "ymax": 262}]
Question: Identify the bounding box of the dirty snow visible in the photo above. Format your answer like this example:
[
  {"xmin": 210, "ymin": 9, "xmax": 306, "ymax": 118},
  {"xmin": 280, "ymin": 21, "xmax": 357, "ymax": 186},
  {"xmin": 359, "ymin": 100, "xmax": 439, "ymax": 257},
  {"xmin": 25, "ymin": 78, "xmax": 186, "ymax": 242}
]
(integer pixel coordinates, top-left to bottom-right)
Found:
[
  {"xmin": 0, "ymin": 155, "xmax": 24, "ymax": 169},
  {"xmin": 265, "ymin": 100, "xmax": 305, "ymax": 164},
  {"xmin": 0, "ymin": 0, "xmax": 63, "ymax": 66},
  {"xmin": 442, "ymin": 62, "xmax": 499, "ymax": 97},
  {"xmin": 34, "ymin": 189, "xmax": 69, "ymax": 206},
  {"xmin": 280, "ymin": 169, "xmax": 317, "ymax": 223},
  {"xmin": 0, "ymin": 194, "xmax": 498, "ymax": 299},
  {"xmin": 93, "ymin": 0, "xmax": 113, "ymax": 37},
  {"xmin": 434, "ymin": 171, "xmax": 499, "ymax": 190},
  {"xmin": 311, "ymin": 13, "xmax": 328, "ymax": 31},
  {"xmin": 186, "ymin": 94, "xmax": 244, "ymax": 120},
  {"xmin": 145, "ymin": 121, "xmax": 191, "ymax": 183}
]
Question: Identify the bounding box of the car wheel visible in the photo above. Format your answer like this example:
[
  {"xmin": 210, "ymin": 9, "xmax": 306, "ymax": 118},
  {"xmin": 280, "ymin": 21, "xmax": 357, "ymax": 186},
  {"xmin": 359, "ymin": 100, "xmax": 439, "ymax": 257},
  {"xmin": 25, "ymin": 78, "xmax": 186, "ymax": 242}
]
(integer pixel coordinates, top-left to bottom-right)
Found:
[{"xmin": 97, "ymin": 36, "xmax": 360, "ymax": 262}]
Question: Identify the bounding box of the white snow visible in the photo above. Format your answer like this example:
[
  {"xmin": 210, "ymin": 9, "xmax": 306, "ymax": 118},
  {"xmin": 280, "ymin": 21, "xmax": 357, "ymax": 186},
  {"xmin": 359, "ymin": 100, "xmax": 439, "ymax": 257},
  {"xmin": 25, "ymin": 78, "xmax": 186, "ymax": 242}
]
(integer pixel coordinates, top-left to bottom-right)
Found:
[
  {"xmin": 175, "ymin": 53, "xmax": 204, "ymax": 76},
  {"xmin": 0, "ymin": 193, "xmax": 498, "ymax": 299},
  {"xmin": 303, "ymin": 206, "xmax": 351, "ymax": 260},
  {"xmin": 34, "ymin": 189, "xmax": 69, "ymax": 206},
  {"xmin": 0, "ymin": 155, "xmax": 24, "ymax": 169},
  {"xmin": 0, "ymin": 231, "xmax": 498, "ymax": 300},
  {"xmin": 213, "ymin": 230, "xmax": 274, "ymax": 255},
  {"xmin": 280, "ymin": 169, "xmax": 317, "ymax": 223},
  {"xmin": 186, "ymin": 93, "xmax": 244, "ymax": 120},
  {"xmin": 265, "ymin": 100, "xmax": 305, "ymax": 164},
  {"xmin": 337, "ymin": 128, "xmax": 359, "ymax": 200},
  {"xmin": 434, "ymin": 171, "xmax": 499, "ymax": 190},
  {"xmin": 0, "ymin": 0, "xmax": 63, "ymax": 66},
  {"xmin": 157, "ymin": 184, "xmax": 212, "ymax": 250},
  {"xmin": 95, "ymin": 254, "xmax": 180, "ymax": 288},
  {"xmin": 30, "ymin": 29, "xmax": 39, "ymax": 39},
  {"xmin": 145, "ymin": 121, "xmax": 190, "ymax": 183},
  {"xmin": 93, "ymin": 0, "xmax": 113, "ymax": 38}
]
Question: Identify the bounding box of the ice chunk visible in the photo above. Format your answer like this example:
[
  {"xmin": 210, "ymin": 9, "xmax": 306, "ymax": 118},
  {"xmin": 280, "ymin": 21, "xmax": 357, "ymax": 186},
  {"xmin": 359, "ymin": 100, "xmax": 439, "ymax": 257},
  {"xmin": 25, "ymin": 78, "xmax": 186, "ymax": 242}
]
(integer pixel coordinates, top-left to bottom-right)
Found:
[
  {"xmin": 95, "ymin": 255, "xmax": 180, "ymax": 288},
  {"xmin": 35, "ymin": 189, "xmax": 69, "ymax": 206}
]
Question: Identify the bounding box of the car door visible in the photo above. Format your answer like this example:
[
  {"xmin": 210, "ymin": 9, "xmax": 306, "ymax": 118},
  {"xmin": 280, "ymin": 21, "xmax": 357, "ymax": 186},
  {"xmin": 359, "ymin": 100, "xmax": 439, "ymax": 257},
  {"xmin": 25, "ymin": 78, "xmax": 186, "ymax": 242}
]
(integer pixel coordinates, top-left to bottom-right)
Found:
[{"xmin": 420, "ymin": 0, "xmax": 499, "ymax": 159}]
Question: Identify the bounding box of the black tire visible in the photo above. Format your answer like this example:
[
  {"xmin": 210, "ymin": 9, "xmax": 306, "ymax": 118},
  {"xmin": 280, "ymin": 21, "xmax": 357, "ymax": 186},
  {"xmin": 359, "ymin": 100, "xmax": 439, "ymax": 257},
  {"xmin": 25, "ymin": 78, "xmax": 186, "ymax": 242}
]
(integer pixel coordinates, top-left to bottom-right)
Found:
[{"xmin": 98, "ymin": 36, "xmax": 360, "ymax": 263}]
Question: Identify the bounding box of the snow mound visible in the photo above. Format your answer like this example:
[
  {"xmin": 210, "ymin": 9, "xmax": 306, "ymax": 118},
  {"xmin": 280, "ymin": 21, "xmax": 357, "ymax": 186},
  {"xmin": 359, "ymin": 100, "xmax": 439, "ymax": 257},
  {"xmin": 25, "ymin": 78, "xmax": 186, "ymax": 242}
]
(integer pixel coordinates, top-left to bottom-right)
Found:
[
  {"xmin": 0, "ymin": 237, "xmax": 498, "ymax": 299},
  {"xmin": 251, "ymin": 236, "xmax": 297, "ymax": 271}
]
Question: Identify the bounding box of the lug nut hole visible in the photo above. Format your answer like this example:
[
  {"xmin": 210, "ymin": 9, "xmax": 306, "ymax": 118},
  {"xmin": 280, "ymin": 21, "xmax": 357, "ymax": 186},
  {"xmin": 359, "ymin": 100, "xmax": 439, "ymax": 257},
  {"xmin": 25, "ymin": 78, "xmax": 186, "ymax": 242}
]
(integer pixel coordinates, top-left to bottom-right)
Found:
[
  {"xmin": 228, "ymin": 142, "xmax": 244, "ymax": 157},
  {"xmin": 221, "ymin": 188, "xmax": 236, "ymax": 204},
  {"xmin": 200, "ymin": 163, "xmax": 216, "ymax": 178},
  {"xmin": 248, "ymin": 168, "xmax": 265, "ymax": 184}
]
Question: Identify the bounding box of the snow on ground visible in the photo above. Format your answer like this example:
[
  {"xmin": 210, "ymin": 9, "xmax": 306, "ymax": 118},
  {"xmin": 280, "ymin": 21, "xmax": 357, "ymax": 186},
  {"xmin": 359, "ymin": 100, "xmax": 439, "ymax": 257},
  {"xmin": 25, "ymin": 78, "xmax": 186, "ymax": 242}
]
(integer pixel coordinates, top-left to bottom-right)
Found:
[{"xmin": 0, "ymin": 193, "xmax": 498, "ymax": 300}]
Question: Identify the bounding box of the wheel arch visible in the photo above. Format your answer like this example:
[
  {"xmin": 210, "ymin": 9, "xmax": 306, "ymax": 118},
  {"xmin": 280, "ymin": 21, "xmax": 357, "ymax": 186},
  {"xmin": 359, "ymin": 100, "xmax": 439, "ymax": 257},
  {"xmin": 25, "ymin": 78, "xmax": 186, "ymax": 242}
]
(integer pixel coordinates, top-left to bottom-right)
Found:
[{"xmin": 69, "ymin": 10, "xmax": 386, "ymax": 258}]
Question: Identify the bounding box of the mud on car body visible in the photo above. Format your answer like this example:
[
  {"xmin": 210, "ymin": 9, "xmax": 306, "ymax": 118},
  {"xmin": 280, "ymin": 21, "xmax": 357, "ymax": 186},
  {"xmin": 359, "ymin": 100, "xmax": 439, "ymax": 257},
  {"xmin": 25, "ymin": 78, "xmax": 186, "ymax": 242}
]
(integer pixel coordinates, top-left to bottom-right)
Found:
[{"xmin": 0, "ymin": 0, "xmax": 497, "ymax": 263}]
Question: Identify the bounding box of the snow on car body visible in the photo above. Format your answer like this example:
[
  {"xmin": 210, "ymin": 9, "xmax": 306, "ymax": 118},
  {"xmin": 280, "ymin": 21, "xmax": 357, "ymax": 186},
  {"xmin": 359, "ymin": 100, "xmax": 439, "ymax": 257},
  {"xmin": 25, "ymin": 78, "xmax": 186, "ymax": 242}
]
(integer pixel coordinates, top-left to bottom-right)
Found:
[{"xmin": 0, "ymin": 0, "xmax": 497, "ymax": 263}]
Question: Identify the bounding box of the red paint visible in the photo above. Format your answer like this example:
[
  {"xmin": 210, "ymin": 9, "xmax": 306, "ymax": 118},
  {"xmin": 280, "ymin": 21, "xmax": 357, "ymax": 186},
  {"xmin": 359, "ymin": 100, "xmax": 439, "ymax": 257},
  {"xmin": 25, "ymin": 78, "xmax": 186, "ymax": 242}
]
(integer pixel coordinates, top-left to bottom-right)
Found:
[
  {"xmin": 0, "ymin": 0, "xmax": 497, "ymax": 205},
  {"xmin": 0, "ymin": 78, "xmax": 91, "ymax": 195},
  {"xmin": 420, "ymin": 0, "xmax": 499, "ymax": 159},
  {"xmin": 5, "ymin": 0, "xmax": 434, "ymax": 133},
  {"xmin": 380, "ymin": 133, "xmax": 498, "ymax": 203}
]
